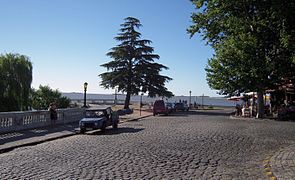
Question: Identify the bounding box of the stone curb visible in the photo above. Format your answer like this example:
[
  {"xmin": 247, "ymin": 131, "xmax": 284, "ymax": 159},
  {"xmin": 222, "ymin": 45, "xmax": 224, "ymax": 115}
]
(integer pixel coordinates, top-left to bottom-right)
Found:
[
  {"xmin": 229, "ymin": 115, "xmax": 256, "ymax": 120},
  {"xmin": 230, "ymin": 114, "xmax": 288, "ymax": 180},
  {"xmin": 229, "ymin": 115, "xmax": 276, "ymax": 121},
  {"xmin": 0, "ymin": 114, "xmax": 152, "ymax": 154},
  {"xmin": 120, "ymin": 114, "xmax": 153, "ymax": 122}
]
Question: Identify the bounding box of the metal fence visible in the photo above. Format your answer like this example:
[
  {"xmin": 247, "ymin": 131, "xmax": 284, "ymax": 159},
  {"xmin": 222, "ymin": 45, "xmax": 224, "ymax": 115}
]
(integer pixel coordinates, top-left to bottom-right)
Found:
[{"xmin": 0, "ymin": 108, "xmax": 85, "ymax": 134}]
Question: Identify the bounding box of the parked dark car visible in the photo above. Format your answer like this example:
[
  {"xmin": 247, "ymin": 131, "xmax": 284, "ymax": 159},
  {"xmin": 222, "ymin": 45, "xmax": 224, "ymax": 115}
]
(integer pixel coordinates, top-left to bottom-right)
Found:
[
  {"xmin": 165, "ymin": 102, "xmax": 175, "ymax": 113},
  {"xmin": 279, "ymin": 102, "xmax": 295, "ymax": 120},
  {"xmin": 153, "ymin": 100, "xmax": 169, "ymax": 116},
  {"xmin": 79, "ymin": 107, "xmax": 119, "ymax": 133},
  {"xmin": 174, "ymin": 102, "xmax": 189, "ymax": 111}
]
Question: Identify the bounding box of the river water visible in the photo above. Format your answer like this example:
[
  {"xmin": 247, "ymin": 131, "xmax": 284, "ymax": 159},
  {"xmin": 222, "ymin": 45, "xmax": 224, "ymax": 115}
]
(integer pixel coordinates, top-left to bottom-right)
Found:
[{"xmin": 63, "ymin": 92, "xmax": 238, "ymax": 107}]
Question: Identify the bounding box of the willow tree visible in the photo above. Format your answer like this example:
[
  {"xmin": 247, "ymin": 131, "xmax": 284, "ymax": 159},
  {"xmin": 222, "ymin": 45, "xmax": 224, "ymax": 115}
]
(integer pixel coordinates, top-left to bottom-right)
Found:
[
  {"xmin": 188, "ymin": 0, "xmax": 295, "ymax": 118},
  {"xmin": 100, "ymin": 17, "xmax": 173, "ymax": 109},
  {"xmin": 0, "ymin": 53, "xmax": 33, "ymax": 111}
]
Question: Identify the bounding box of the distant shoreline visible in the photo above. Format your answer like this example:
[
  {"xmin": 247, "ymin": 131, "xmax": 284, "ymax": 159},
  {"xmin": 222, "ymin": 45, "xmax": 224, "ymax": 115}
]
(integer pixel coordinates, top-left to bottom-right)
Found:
[{"xmin": 62, "ymin": 92, "xmax": 237, "ymax": 107}]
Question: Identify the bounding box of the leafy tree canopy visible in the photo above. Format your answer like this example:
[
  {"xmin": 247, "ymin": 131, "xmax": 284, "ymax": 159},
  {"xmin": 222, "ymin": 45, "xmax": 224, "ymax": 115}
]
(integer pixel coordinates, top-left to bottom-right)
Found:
[
  {"xmin": 189, "ymin": 0, "xmax": 294, "ymax": 95},
  {"xmin": 188, "ymin": 0, "xmax": 295, "ymax": 117},
  {"xmin": 31, "ymin": 85, "xmax": 70, "ymax": 110},
  {"xmin": 0, "ymin": 53, "xmax": 32, "ymax": 112},
  {"xmin": 100, "ymin": 17, "xmax": 173, "ymax": 108}
]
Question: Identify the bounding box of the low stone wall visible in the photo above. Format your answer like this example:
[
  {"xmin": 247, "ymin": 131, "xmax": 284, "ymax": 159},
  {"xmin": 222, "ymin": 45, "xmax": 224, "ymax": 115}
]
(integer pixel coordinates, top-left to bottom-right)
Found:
[{"xmin": 0, "ymin": 108, "xmax": 85, "ymax": 134}]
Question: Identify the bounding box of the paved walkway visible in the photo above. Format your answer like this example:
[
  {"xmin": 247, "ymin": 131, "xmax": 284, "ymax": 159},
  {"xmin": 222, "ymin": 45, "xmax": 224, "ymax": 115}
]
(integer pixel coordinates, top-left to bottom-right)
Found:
[
  {"xmin": 270, "ymin": 144, "xmax": 295, "ymax": 180},
  {"xmin": 230, "ymin": 114, "xmax": 295, "ymax": 179},
  {"xmin": 0, "ymin": 109, "xmax": 152, "ymax": 153}
]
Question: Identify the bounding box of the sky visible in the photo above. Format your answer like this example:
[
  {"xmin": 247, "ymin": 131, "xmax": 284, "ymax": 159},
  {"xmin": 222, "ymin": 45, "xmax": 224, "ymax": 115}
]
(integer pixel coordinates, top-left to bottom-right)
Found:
[{"xmin": 0, "ymin": 0, "xmax": 220, "ymax": 97}]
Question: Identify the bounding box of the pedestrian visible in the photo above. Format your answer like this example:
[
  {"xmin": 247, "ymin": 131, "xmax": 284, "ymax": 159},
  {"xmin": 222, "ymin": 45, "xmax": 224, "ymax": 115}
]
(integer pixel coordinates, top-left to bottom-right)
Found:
[
  {"xmin": 235, "ymin": 104, "xmax": 242, "ymax": 116},
  {"xmin": 48, "ymin": 102, "xmax": 57, "ymax": 127}
]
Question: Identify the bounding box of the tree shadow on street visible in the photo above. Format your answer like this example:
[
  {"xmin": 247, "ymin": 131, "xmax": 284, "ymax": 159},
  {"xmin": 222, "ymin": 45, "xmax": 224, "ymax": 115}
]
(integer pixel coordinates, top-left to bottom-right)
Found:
[
  {"xmin": 165, "ymin": 112, "xmax": 189, "ymax": 117},
  {"xmin": 85, "ymin": 127, "xmax": 144, "ymax": 135},
  {"xmin": 167, "ymin": 110, "xmax": 232, "ymax": 117},
  {"xmin": 190, "ymin": 110, "xmax": 232, "ymax": 117}
]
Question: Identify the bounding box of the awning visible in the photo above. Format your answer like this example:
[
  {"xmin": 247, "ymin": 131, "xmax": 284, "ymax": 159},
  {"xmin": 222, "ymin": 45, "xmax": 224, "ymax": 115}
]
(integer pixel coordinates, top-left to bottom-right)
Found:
[{"xmin": 227, "ymin": 96, "xmax": 243, "ymax": 101}]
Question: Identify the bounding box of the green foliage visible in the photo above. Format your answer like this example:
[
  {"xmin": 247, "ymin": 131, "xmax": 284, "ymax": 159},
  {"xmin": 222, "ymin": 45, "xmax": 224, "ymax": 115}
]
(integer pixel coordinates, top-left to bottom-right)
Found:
[
  {"xmin": 31, "ymin": 85, "xmax": 70, "ymax": 110},
  {"xmin": 188, "ymin": 0, "xmax": 295, "ymax": 117},
  {"xmin": 100, "ymin": 17, "xmax": 173, "ymax": 108},
  {"xmin": 0, "ymin": 53, "xmax": 33, "ymax": 112},
  {"xmin": 188, "ymin": 0, "xmax": 295, "ymax": 94},
  {"xmin": 208, "ymin": 105, "xmax": 213, "ymax": 109}
]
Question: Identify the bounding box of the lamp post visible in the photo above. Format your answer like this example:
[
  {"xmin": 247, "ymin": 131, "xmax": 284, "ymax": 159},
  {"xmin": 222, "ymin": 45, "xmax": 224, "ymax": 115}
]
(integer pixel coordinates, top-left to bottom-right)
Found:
[
  {"xmin": 140, "ymin": 93, "xmax": 143, "ymax": 116},
  {"xmin": 189, "ymin": 91, "xmax": 192, "ymax": 109},
  {"xmin": 83, "ymin": 82, "xmax": 88, "ymax": 108},
  {"xmin": 202, "ymin": 93, "xmax": 204, "ymax": 109}
]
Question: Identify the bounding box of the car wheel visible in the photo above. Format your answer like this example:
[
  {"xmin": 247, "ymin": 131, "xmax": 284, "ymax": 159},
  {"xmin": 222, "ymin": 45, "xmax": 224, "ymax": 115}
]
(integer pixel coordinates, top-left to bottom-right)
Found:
[
  {"xmin": 153, "ymin": 112, "xmax": 156, "ymax": 116},
  {"xmin": 101, "ymin": 122, "xmax": 106, "ymax": 133},
  {"xmin": 113, "ymin": 121, "xmax": 118, "ymax": 129},
  {"xmin": 80, "ymin": 128, "xmax": 85, "ymax": 134}
]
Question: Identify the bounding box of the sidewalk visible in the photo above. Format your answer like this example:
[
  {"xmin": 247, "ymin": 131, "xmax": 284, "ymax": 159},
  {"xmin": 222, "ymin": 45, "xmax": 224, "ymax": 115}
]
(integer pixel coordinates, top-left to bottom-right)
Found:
[
  {"xmin": 269, "ymin": 144, "xmax": 295, "ymax": 179},
  {"xmin": 229, "ymin": 115, "xmax": 295, "ymax": 179},
  {"xmin": 0, "ymin": 110, "xmax": 152, "ymax": 153}
]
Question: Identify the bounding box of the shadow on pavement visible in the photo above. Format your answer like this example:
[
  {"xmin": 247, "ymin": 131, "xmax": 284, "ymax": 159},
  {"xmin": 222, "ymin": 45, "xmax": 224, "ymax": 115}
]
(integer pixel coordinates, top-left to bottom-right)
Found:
[
  {"xmin": 190, "ymin": 110, "xmax": 232, "ymax": 117},
  {"xmin": 83, "ymin": 127, "xmax": 144, "ymax": 136},
  {"xmin": 165, "ymin": 110, "xmax": 232, "ymax": 117},
  {"xmin": 165, "ymin": 113, "xmax": 189, "ymax": 117}
]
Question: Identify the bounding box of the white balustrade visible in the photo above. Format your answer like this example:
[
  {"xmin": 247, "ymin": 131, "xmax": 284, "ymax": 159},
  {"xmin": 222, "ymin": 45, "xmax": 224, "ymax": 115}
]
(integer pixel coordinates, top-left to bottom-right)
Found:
[{"xmin": 0, "ymin": 108, "xmax": 85, "ymax": 134}]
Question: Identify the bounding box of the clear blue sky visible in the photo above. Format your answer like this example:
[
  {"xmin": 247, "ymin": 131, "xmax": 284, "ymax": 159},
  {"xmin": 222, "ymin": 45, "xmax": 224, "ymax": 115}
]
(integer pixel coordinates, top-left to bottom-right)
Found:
[{"xmin": 0, "ymin": 0, "xmax": 219, "ymax": 97}]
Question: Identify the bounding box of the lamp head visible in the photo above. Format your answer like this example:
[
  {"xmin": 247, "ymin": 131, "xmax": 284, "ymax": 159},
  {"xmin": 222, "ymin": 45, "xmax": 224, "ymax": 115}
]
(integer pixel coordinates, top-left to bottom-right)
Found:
[{"xmin": 84, "ymin": 82, "xmax": 88, "ymax": 90}]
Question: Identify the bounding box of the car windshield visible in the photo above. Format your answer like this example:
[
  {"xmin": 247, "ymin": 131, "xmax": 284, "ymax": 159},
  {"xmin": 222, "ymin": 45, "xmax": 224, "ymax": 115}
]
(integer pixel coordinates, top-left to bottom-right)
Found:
[
  {"xmin": 175, "ymin": 103, "xmax": 184, "ymax": 107},
  {"xmin": 85, "ymin": 110, "xmax": 104, "ymax": 118},
  {"xmin": 166, "ymin": 103, "xmax": 172, "ymax": 107}
]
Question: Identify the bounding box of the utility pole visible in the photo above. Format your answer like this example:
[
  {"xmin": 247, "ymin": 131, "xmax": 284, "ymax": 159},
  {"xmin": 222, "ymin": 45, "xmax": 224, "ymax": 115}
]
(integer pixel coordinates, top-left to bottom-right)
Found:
[
  {"xmin": 189, "ymin": 91, "xmax": 192, "ymax": 109},
  {"xmin": 202, "ymin": 93, "xmax": 204, "ymax": 109}
]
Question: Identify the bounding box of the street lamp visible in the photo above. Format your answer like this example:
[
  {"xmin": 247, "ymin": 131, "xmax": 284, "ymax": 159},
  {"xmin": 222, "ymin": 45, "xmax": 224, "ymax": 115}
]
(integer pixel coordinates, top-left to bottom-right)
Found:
[
  {"xmin": 83, "ymin": 82, "xmax": 88, "ymax": 108},
  {"xmin": 202, "ymin": 93, "xmax": 204, "ymax": 109},
  {"xmin": 189, "ymin": 91, "xmax": 192, "ymax": 109}
]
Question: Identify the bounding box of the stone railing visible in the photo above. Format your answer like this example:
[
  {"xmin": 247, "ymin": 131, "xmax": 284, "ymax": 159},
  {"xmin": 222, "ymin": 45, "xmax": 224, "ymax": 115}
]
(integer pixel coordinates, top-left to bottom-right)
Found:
[{"xmin": 0, "ymin": 108, "xmax": 85, "ymax": 134}]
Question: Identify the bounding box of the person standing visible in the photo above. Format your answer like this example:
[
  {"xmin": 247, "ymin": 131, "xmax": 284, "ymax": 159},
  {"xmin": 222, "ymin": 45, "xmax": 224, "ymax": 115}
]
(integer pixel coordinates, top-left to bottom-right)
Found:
[{"xmin": 48, "ymin": 102, "xmax": 57, "ymax": 127}]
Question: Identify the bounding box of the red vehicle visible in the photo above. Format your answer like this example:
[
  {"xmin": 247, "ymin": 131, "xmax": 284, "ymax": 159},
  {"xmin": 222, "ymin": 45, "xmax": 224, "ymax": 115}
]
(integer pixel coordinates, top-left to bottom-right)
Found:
[{"xmin": 153, "ymin": 100, "xmax": 169, "ymax": 116}]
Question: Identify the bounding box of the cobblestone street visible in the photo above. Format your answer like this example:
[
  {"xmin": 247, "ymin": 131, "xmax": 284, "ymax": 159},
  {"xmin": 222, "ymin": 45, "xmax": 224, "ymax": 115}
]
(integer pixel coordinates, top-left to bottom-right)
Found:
[{"xmin": 1, "ymin": 110, "xmax": 295, "ymax": 179}]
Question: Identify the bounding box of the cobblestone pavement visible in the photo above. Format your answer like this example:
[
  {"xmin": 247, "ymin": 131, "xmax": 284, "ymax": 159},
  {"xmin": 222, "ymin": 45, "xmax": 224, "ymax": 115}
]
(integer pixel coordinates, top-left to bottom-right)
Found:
[
  {"xmin": 0, "ymin": 110, "xmax": 295, "ymax": 179},
  {"xmin": 270, "ymin": 144, "xmax": 295, "ymax": 180}
]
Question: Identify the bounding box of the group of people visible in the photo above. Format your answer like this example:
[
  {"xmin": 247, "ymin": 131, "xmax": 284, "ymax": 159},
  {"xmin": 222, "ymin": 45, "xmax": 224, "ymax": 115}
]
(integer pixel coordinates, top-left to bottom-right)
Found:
[{"xmin": 235, "ymin": 103, "xmax": 253, "ymax": 117}]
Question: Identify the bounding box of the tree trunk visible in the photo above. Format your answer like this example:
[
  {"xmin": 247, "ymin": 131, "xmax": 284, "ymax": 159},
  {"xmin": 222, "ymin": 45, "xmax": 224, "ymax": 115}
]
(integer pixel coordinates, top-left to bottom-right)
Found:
[
  {"xmin": 256, "ymin": 91, "xmax": 265, "ymax": 118},
  {"xmin": 124, "ymin": 91, "xmax": 131, "ymax": 109},
  {"xmin": 124, "ymin": 59, "xmax": 133, "ymax": 109}
]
